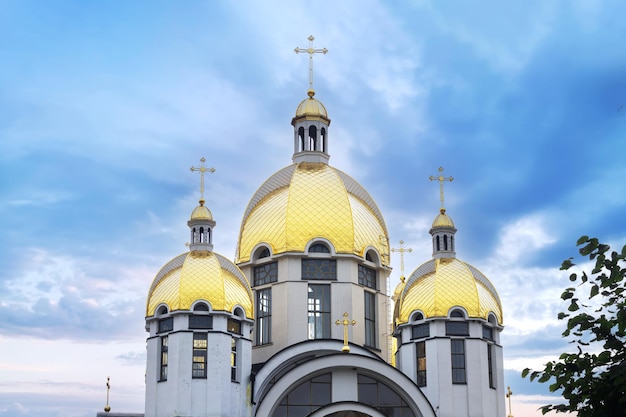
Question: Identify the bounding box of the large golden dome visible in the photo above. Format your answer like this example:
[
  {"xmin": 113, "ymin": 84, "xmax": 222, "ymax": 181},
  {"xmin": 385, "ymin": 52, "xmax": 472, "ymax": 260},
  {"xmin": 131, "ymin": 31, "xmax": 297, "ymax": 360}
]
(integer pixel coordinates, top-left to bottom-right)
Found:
[
  {"xmin": 146, "ymin": 251, "xmax": 253, "ymax": 318},
  {"xmin": 236, "ymin": 162, "xmax": 389, "ymax": 264},
  {"xmin": 395, "ymin": 258, "xmax": 502, "ymax": 325}
]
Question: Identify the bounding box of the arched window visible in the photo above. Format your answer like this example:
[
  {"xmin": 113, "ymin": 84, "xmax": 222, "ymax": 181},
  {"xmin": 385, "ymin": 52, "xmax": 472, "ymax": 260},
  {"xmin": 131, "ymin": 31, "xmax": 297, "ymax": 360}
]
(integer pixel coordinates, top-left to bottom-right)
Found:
[
  {"xmin": 321, "ymin": 127, "xmax": 327, "ymax": 152},
  {"xmin": 451, "ymin": 236, "xmax": 454, "ymax": 251},
  {"xmin": 199, "ymin": 227, "xmax": 204, "ymax": 243},
  {"xmin": 309, "ymin": 243, "xmax": 330, "ymax": 253},
  {"xmin": 157, "ymin": 306, "xmax": 168, "ymax": 316},
  {"xmin": 436, "ymin": 236, "xmax": 440, "ymax": 251},
  {"xmin": 193, "ymin": 302, "xmax": 209, "ymax": 312},
  {"xmin": 411, "ymin": 312, "xmax": 424, "ymax": 322},
  {"xmin": 308, "ymin": 126, "xmax": 317, "ymax": 151},
  {"xmin": 444, "ymin": 235, "xmax": 448, "ymax": 250},
  {"xmin": 450, "ymin": 309, "xmax": 464, "ymax": 318},
  {"xmin": 208, "ymin": 228, "xmax": 212, "ymax": 244},
  {"xmin": 255, "ymin": 247, "xmax": 271, "ymax": 260},
  {"xmin": 298, "ymin": 127, "xmax": 305, "ymax": 151}
]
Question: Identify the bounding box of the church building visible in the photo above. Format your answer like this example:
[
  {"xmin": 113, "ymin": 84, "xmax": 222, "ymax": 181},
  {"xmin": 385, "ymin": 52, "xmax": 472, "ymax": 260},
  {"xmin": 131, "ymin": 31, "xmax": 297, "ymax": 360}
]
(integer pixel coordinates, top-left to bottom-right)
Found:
[{"xmin": 99, "ymin": 36, "xmax": 505, "ymax": 417}]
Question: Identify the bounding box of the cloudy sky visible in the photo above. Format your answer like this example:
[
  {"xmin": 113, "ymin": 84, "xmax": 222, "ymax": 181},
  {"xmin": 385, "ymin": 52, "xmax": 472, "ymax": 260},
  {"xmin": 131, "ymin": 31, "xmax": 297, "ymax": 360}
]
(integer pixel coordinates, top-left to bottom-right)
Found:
[{"xmin": 1, "ymin": 1, "xmax": 625, "ymax": 416}]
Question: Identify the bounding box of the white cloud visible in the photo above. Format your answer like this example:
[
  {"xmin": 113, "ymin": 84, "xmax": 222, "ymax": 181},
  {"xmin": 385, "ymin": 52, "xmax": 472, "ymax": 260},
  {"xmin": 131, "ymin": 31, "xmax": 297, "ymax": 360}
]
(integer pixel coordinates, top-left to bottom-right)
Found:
[{"xmin": 493, "ymin": 214, "xmax": 557, "ymax": 265}]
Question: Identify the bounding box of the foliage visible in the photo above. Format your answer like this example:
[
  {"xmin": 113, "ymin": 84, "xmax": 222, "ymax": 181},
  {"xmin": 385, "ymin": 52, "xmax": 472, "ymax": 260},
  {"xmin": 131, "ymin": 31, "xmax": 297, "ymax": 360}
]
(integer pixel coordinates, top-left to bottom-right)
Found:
[{"xmin": 522, "ymin": 236, "xmax": 626, "ymax": 416}]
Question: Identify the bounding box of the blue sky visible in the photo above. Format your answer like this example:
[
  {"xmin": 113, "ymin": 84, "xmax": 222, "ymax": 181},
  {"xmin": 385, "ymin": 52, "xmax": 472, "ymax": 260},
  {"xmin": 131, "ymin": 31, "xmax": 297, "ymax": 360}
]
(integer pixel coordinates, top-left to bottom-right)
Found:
[{"xmin": 1, "ymin": 1, "xmax": 625, "ymax": 416}]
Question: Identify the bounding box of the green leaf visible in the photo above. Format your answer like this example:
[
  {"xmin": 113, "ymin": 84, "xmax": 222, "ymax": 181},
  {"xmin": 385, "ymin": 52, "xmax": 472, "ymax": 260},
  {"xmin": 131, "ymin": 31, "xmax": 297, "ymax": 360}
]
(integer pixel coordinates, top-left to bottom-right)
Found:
[
  {"xmin": 590, "ymin": 284, "xmax": 599, "ymax": 298},
  {"xmin": 522, "ymin": 368, "xmax": 530, "ymax": 378},
  {"xmin": 577, "ymin": 235, "xmax": 589, "ymax": 245}
]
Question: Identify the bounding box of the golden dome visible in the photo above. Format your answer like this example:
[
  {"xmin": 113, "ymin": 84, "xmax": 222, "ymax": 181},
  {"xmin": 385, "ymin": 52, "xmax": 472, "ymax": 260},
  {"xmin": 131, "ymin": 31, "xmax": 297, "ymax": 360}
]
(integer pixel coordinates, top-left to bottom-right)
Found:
[
  {"xmin": 190, "ymin": 200, "xmax": 213, "ymax": 220},
  {"xmin": 395, "ymin": 258, "xmax": 502, "ymax": 325},
  {"xmin": 236, "ymin": 162, "xmax": 389, "ymax": 265},
  {"xmin": 293, "ymin": 90, "xmax": 329, "ymax": 121},
  {"xmin": 432, "ymin": 209, "xmax": 455, "ymax": 228},
  {"xmin": 146, "ymin": 251, "xmax": 253, "ymax": 318}
]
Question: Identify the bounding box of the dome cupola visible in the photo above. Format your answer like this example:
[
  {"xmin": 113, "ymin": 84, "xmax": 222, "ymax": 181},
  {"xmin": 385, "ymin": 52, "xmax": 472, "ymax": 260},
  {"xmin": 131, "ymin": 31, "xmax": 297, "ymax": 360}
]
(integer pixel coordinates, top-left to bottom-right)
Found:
[{"xmin": 292, "ymin": 36, "xmax": 331, "ymax": 164}]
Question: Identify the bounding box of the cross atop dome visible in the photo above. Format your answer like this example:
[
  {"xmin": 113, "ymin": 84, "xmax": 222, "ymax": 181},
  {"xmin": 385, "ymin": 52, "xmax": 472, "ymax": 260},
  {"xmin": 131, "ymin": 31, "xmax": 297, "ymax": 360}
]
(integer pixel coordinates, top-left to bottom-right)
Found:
[
  {"xmin": 429, "ymin": 166, "xmax": 454, "ymax": 214},
  {"xmin": 294, "ymin": 35, "xmax": 328, "ymax": 96}
]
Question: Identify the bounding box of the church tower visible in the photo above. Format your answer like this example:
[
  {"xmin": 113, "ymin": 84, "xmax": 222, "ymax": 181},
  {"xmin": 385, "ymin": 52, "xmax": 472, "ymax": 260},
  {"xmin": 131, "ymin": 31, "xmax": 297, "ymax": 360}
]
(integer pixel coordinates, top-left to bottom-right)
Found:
[
  {"xmin": 235, "ymin": 36, "xmax": 392, "ymax": 366},
  {"xmin": 144, "ymin": 161, "xmax": 254, "ymax": 417},
  {"xmin": 392, "ymin": 168, "xmax": 505, "ymax": 417}
]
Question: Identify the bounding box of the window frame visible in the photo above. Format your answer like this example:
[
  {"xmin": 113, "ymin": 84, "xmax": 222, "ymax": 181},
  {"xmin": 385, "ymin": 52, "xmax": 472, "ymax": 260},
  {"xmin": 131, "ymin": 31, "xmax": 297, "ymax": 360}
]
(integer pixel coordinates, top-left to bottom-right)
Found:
[
  {"xmin": 358, "ymin": 264, "xmax": 378, "ymax": 290},
  {"xmin": 364, "ymin": 290, "xmax": 377, "ymax": 348},
  {"xmin": 307, "ymin": 284, "xmax": 331, "ymax": 339},
  {"xmin": 159, "ymin": 336, "xmax": 168, "ymax": 382},
  {"xmin": 416, "ymin": 341, "xmax": 427, "ymax": 387},
  {"xmin": 256, "ymin": 288, "xmax": 272, "ymax": 345},
  {"xmin": 192, "ymin": 333, "xmax": 208, "ymax": 379},
  {"xmin": 301, "ymin": 258, "xmax": 337, "ymax": 280},
  {"xmin": 451, "ymin": 339, "xmax": 467, "ymax": 384},
  {"xmin": 253, "ymin": 261, "xmax": 278, "ymax": 286}
]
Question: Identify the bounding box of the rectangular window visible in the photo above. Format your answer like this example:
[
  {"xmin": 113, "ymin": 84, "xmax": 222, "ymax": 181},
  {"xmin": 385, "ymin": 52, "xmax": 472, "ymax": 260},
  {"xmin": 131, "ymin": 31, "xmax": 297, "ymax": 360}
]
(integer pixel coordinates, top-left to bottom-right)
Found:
[
  {"xmin": 451, "ymin": 339, "xmax": 466, "ymax": 384},
  {"xmin": 159, "ymin": 336, "xmax": 168, "ymax": 381},
  {"xmin": 256, "ymin": 289, "xmax": 272, "ymax": 345},
  {"xmin": 482, "ymin": 325, "xmax": 494, "ymax": 341},
  {"xmin": 189, "ymin": 315, "xmax": 213, "ymax": 329},
  {"xmin": 192, "ymin": 333, "xmax": 208, "ymax": 378},
  {"xmin": 487, "ymin": 344, "xmax": 495, "ymax": 389},
  {"xmin": 228, "ymin": 319, "xmax": 242, "ymax": 335},
  {"xmin": 358, "ymin": 264, "xmax": 377, "ymax": 290},
  {"xmin": 445, "ymin": 321, "xmax": 469, "ymax": 336},
  {"xmin": 254, "ymin": 261, "xmax": 278, "ymax": 286},
  {"xmin": 302, "ymin": 259, "xmax": 337, "ymax": 280},
  {"xmin": 411, "ymin": 323, "xmax": 430, "ymax": 339},
  {"xmin": 416, "ymin": 341, "xmax": 427, "ymax": 387},
  {"xmin": 308, "ymin": 284, "xmax": 331, "ymax": 339},
  {"xmin": 231, "ymin": 338, "xmax": 238, "ymax": 381},
  {"xmin": 158, "ymin": 317, "xmax": 173, "ymax": 333},
  {"xmin": 364, "ymin": 291, "xmax": 377, "ymax": 348}
]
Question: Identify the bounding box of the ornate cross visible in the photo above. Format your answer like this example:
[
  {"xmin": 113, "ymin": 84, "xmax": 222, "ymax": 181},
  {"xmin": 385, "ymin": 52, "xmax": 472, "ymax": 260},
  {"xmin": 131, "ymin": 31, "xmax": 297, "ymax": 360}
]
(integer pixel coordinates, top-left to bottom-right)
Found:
[
  {"xmin": 190, "ymin": 157, "xmax": 215, "ymax": 202},
  {"xmin": 429, "ymin": 166, "xmax": 453, "ymax": 212},
  {"xmin": 391, "ymin": 240, "xmax": 413, "ymax": 281},
  {"xmin": 294, "ymin": 35, "xmax": 328, "ymax": 93},
  {"xmin": 505, "ymin": 386, "xmax": 513, "ymax": 417},
  {"xmin": 335, "ymin": 312, "xmax": 356, "ymax": 353},
  {"xmin": 104, "ymin": 376, "xmax": 111, "ymax": 412}
]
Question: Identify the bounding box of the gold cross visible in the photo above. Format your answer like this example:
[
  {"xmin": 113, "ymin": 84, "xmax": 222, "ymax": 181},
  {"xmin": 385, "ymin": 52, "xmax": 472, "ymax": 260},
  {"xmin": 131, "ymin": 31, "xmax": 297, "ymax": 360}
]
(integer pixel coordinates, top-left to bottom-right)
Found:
[
  {"xmin": 391, "ymin": 240, "xmax": 413, "ymax": 281},
  {"xmin": 104, "ymin": 376, "xmax": 111, "ymax": 412},
  {"xmin": 294, "ymin": 35, "xmax": 328, "ymax": 94},
  {"xmin": 335, "ymin": 312, "xmax": 356, "ymax": 353},
  {"xmin": 505, "ymin": 386, "xmax": 513, "ymax": 417},
  {"xmin": 429, "ymin": 166, "xmax": 453, "ymax": 212},
  {"xmin": 190, "ymin": 157, "xmax": 215, "ymax": 203}
]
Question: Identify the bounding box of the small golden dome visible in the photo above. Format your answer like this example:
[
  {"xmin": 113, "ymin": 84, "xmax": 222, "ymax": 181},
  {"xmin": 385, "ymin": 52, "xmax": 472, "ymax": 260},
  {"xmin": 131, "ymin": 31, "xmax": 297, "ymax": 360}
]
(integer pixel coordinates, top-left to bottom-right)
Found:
[
  {"xmin": 190, "ymin": 199, "xmax": 213, "ymax": 221},
  {"xmin": 294, "ymin": 90, "xmax": 329, "ymax": 120},
  {"xmin": 146, "ymin": 251, "xmax": 253, "ymax": 318},
  {"xmin": 236, "ymin": 162, "xmax": 389, "ymax": 265},
  {"xmin": 395, "ymin": 258, "xmax": 502, "ymax": 325},
  {"xmin": 432, "ymin": 208, "xmax": 455, "ymax": 228}
]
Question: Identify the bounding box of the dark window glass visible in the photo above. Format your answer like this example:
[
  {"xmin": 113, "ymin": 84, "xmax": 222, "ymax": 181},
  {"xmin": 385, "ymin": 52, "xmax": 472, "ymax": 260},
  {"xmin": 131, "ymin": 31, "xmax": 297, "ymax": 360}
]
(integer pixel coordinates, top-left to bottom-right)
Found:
[
  {"xmin": 228, "ymin": 318, "xmax": 241, "ymax": 335},
  {"xmin": 278, "ymin": 373, "xmax": 332, "ymax": 416},
  {"xmin": 451, "ymin": 339, "xmax": 466, "ymax": 384},
  {"xmin": 193, "ymin": 303, "xmax": 209, "ymax": 311},
  {"xmin": 364, "ymin": 291, "xmax": 377, "ymax": 348},
  {"xmin": 158, "ymin": 317, "xmax": 173, "ymax": 333},
  {"xmin": 482, "ymin": 325, "xmax": 494, "ymax": 341},
  {"xmin": 365, "ymin": 251, "xmax": 374, "ymax": 262},
  {"xmin": 257, "ymin": 247, "xmax": 270, "ymax": 259},
  {"xmin": 487, "ymin": 344, "xmax": 495, "ymax": 388},
  {"xmin": 159, "ymin": 336, "xmax": 168, "ymax": 381},
  {"xmin": 256, "ymin": 289, "xmax": 271, "ymax": 345},
  {"xmin": 450, "ymin": 309, "xmax": 464, "ymax": 318},
  {"xmin": 189, "ymin": 315, "xmax": 213, "ymax": 329},
  {"xmin": 446, "ymin": 321, "xmax": 469, "ymax": 336},
  {"xmin": 411, "ymin": 312, "xmax": 424, "ymax": 321},
  {"xmin": 254, "ymin": 261, "xmax": 278, "ymax": 286},
  {"xmin": 302, "ymin": 259, "xmax": 336, "ymax": 280},
  {"xmin": 416, "ymin": 341, "xmax": 427, "ymax": 387},
  {"xmin": 192, "ymin": 333, "xmax": 207, "ymax": 378},
  {"xmin": 308, "ymin": 285, "xmax": 330, "ymax": 339},
  {"xmin": 411, "ymin": 323, "xmax": 430, "ymax": 339},
  {"xmin": 358, "ymin": 264, "xmax": 377, "ymax": 289},
  {"xmin": 357, "ymin": 374, "xmax": 416, "ymax": 417},
  {"xmin": 309, "ymin": 243, "xmax": 330, "ymax": 253}
]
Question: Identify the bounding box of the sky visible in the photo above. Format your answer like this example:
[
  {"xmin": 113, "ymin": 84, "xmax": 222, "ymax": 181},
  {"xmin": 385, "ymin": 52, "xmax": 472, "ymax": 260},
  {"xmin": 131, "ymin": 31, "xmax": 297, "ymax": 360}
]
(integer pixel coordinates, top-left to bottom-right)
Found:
[{"xmin": 1, "ymin": 0, "xmax": 625, "ymax": 416}]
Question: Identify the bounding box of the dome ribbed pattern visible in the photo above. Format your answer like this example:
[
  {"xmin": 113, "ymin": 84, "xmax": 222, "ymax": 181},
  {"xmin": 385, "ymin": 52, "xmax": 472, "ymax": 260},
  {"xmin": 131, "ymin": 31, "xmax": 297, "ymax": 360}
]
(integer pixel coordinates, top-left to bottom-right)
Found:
[
  {"xmin": 396, "ymin": 258, "xmax": 502, "ymax": 325},
  {"xmin": 146, "ymin": 251, "xmax": 253, "ymax": 318},
  {"xmin": 236, "ymin": 162, "xmax": 389, "ymax": 264}
]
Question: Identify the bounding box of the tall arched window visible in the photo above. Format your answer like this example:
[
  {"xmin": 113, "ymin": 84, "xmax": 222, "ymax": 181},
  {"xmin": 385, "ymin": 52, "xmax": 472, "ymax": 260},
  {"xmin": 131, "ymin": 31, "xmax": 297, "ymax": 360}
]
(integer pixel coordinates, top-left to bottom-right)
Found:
[
  {"xmin": 321, "ymin": 127, "xmax": 327, "ymax": 152},
  {"xmin": 199, "ymin": 227, "xmax": 204, "ymax": 243},
  {"xmin": 436, "ymin": 236, "xmax": 440, "ymax": 251},
  {"xmin": 308, "ymin": 126, "xmax": 317, "ymax": 151},
  {"xmin": 298, "ymin": 127, "xmax": 305, "ymax": 151},
  {"xmin": 444, "ymin": 235, "xmax": 448, "ymax": 250}
]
